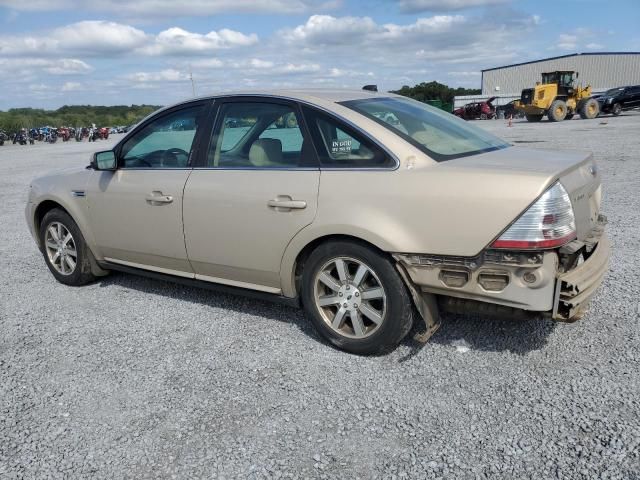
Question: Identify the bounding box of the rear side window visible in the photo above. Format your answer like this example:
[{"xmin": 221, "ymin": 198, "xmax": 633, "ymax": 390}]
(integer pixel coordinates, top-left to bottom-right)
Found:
[
  {"xmin": 208, "ymin": 102, "xmax": 309, "ymax": 168},
  {"xmin": 302, "ymin": 106, "xmax": 394, "ymax": 168}
]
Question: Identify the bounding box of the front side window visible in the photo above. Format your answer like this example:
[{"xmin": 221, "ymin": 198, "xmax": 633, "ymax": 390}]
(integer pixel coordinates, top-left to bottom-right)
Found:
[
  {"xmin": 120, "ymin": 105, "xmax": 204, "ymax": 168},
  {"xmin": 208, "ymin": 102, "xmax": 307, "ymax": 168},
  {"xmin": 302, "ymin": 107, "xmax": 392, "ymax": 168},
  {"xmin": 341, "ymin": 96, "xmax": 510, "ymax": 161}
]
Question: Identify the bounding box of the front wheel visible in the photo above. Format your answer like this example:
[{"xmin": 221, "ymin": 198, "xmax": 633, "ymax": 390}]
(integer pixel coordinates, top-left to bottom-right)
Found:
[
  {"xmin": 612, "ymin": 103, "xmax": 622, "ymax": 116},
  {"xmin": 39, "ymin": 209, "xmax": 97, "ymax": 286},
  {"xmin": 579, "ymin": 98, "xmax": 599, "ymax": 119},
  {"xmin": 548, "ymin": 99, "xmax": 567, "ymax": 122},
  {"xmin": 301, "ymin": 241, "xmax": 414, "ymax": 355}
]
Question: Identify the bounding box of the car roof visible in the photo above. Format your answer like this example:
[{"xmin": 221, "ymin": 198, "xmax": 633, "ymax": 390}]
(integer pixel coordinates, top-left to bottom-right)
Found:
[{"xmin": 173, "ymin": 88, "xmax": 399, "ymax": 110}]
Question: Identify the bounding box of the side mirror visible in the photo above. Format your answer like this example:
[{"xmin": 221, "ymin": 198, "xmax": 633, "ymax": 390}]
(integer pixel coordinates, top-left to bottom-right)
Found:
[{"xmin": 92, "ymin": 150, "xmax": 117, "ymax": 170}]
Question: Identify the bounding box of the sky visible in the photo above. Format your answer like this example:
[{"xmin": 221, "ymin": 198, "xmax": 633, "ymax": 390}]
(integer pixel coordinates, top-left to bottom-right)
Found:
[{"xmin": 0, "ymin": 0, "xmax": 638, "ymax": 109}]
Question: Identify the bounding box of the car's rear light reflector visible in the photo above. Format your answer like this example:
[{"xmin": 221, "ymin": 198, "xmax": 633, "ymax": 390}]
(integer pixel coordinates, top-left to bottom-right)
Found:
[
  {"xmin": 439, "ymin": 270, "xmax": 469, "ymax": 288},
  {"xmin": 478, "ymin": 272, "xmax": 510, "ymax": 291},
  {"xmin": 492, "ymin": 182, "xmax": 576, "ymax": 250}
]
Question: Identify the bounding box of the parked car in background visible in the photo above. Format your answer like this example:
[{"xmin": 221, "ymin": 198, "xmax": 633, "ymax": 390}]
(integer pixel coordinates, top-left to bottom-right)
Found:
[
  {"xmin": 597, "ymin": 85, "xmax": 640, "ymax": 115},
  {"xmin": 496, "ymin": 100, "xmax": 525, "ymax": 119},
  {"xmin": 0, "ymin": 129, "xmax": 7, "ymax": 146},
  {"xmin": 453, "ymin": 96, "xmax": 496, "ymax": 120},
  {"xmin": 26, "ymin": 89, "xmax": 609, "ymax": 354}
]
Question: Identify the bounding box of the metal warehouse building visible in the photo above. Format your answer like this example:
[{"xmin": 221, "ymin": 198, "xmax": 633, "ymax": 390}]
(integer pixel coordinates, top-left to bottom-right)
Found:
[{"xmin": 481, "ymin": 52, "xmax": 640, "ymax": 96}]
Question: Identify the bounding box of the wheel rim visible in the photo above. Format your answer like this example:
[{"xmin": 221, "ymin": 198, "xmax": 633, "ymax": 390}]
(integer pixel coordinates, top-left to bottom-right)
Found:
[
  {"xmin": 313, "ymin": 257, "xmax": 387, "ymax": 339},
  {"xmin": 589, "ymin": 103, "xmax": 596, "ymax": 115},
  {"xmin": 44, "ymin": 222, "xmax": 77, "ymax": 276}
]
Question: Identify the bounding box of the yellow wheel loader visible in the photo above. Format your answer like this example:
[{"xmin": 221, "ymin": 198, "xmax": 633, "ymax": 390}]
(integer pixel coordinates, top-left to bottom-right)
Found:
[{"xmin": 516, "ymin": 71, "xmax": 599, "ymax": 122}]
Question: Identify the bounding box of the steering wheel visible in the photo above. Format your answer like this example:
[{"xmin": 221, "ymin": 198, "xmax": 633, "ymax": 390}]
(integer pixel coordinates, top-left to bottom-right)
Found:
[
  {"xmin": 134, "ymin": 157, "xmax": 153, "ymax": 167},
  {"xmin": 163, "ymin": 148, "xmax": 189, "ymax": 166}
]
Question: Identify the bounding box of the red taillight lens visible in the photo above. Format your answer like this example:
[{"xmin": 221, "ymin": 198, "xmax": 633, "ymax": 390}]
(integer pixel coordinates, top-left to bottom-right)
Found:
[{"xmin": 492, "ymin": 182, "xmax": 576, "ymax": 250}]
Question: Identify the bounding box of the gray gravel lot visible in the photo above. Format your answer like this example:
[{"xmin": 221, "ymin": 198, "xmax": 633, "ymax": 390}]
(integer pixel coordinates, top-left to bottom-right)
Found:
[{"xmin": 1, "ymin": 114, "xmax": 639, "ymax": 479}]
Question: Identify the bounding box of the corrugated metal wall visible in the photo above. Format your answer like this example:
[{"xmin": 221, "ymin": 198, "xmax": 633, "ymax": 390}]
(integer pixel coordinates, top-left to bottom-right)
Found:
[{"xmin": 481, "ymin": 53, "xmax": 640, "ymax": 95}]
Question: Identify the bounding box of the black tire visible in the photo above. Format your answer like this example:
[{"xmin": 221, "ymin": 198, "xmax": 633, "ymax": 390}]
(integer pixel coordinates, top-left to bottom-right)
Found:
[
  {"xmin": 525, "ymin": 114, "xmax": 544, "ymax": 122},
  {"xmin": 612, "ymin": 103, "xmax": 622, "ymax": 116},
  {"xmin": 548, "ymin": 99, "xmax": 567, "ymax": 122},
  {"xmin": 301, "ymin": 241, "xmax": 414, "ymax": 355},
  {"xmin": 39, "ymin": 208, "xmax": 96, "ymax": 286},
  {"xmin": 579, "ymin": 98, "xmax": 599, "ymax": 119}
]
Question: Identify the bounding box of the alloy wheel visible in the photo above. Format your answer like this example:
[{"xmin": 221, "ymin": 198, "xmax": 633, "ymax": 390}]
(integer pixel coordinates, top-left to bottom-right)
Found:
[
  {"xmin": 44, "ymin": 222, "xmax": 77, "ymax": 276},
  {"xmin": 313, "ymin": 257, "xmax": 387, "ymax": 339}
]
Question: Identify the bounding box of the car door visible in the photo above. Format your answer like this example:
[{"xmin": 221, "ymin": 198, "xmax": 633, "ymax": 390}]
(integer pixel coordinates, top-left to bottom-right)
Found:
[
  {"xmin": 183, "ymin": 98, "xmax": 320, "ymax": 293},
  {"xmin": 86, "ymin": 102, "xmax": 209, "ymax": 275},
  {"xmin": 628, "ymin": 86, "xmax": 640, "ymax": 108}
]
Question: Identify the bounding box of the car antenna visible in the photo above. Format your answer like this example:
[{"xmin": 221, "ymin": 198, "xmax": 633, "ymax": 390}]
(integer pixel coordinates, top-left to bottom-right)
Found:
[{"xmin": 362, "ymin": 84, "xmax": 378, "ymax": 92}]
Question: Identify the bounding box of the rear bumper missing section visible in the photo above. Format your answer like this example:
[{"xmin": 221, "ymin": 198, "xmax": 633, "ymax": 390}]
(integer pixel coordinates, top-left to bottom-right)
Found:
[
  {"xmin": 552, "ymin": 234, "xmax": 610, "ymax": 321},
  {"xmin": 394, "ymin": 234, "xmax": 610, "ymax": 323}
]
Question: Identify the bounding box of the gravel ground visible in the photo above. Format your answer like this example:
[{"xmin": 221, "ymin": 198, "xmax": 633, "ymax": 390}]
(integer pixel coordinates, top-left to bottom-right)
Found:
[{"xmin": 1, "ymin": 113, "xmax": 639, "ymax": 479}]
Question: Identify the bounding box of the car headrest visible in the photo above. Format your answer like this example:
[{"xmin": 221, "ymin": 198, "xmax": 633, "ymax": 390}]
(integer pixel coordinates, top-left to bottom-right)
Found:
[
  {"xmin": 410, "ymin": 131, "xmax": 431, "ymax": 145},
  {"xmin": 249, "ymin": 138, "xmax": 283, "ymax": 167}
]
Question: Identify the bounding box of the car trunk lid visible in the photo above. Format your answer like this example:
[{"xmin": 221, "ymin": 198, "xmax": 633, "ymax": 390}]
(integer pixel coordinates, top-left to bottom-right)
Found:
[{"xmin": 447, "ymin": 146, "xmax": 602, "ymax": 243}]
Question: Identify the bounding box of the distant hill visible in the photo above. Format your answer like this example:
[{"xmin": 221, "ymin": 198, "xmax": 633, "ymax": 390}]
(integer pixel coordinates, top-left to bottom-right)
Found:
[{"xmin": 0, "ymin": 105, "xmax": 162, "ymax": 132}]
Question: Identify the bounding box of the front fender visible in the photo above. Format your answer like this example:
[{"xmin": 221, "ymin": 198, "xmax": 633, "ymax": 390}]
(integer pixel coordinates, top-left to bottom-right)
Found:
[{"xmin": 28, "ymin": 169, "xmax": 100, "ymax": 258}]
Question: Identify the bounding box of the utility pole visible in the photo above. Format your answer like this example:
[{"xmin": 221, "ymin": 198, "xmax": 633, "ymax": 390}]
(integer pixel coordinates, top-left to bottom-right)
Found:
[{"xmin": 189, "ymin": 66, "xmax": 196, "ymax": 97}]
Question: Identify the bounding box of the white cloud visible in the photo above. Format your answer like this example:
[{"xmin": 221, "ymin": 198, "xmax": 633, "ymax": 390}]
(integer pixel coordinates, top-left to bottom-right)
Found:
[
  {"xmin": 0, "ymin": 21, "xmax": 147, "ymax": 56},
  {"xmin": 61, "ymin": 81, "xmax": 82, "ymax": 91},
  {"xmin": 127, "ymin": 69, "xmax": 190, "ymax": 83},
  {"xmin": 53, "ymin": 21, "xmax": 148, "ymax": 53},
  {"xmin": 397, "ymin": 0, "xmax": 508, "ymax": 12},
  {"xmin": 143, "ymin": 27, "xmax": 258, "ymax": 55},
  {"xmin": 283, "ymin": 15, "xmax": 378, "ymax": 45},
  {"xmin": 0, "ymin": 22, "xmax": 257, "ymax": 58},
  {"xmin": 557, "ymin": 34, "xmax": 577, "ymax": 50},
  {"xmin": 0, "ymin": 0, "xmax": 339, "ymax": 16},
  {"xmin": 553, "ymin": 28, "xmax": 605, "ymax": 52},
  {"xmin": 45, "ymin": 58, "xmax": 92, "ymax": 75},
  {"xmin": 0, "ymin": 57, "xmax": 92, "ymax": 78}
]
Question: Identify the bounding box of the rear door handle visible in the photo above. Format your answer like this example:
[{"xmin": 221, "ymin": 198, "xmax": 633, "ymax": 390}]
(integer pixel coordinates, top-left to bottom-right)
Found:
[
  {"xmin": 267, "ymin": 198, "xmax": 307, "ymax": 210},
  {"xmin": 146, "ymin": 191, "xmax": 174, "ymax": 204}
]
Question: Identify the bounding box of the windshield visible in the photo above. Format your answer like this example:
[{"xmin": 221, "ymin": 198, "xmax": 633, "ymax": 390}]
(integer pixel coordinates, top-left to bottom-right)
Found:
[
  {"xmin": 340, "ymin": 96, "xmax": 510, "ymax": 161},
  {"xmin": 605, "ymin": 88, "xmax": 624, "ymax": 96}
]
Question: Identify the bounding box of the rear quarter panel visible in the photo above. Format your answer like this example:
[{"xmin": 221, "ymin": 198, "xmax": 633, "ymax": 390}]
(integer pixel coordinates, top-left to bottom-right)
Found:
[{"xmin": 279, "ymin": 160, "xmax": 553, "ymax": 297}]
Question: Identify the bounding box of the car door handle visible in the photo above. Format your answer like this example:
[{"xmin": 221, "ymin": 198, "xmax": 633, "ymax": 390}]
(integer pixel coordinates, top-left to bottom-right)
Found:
[
  {"xmin": 267, "ymin": 198, "xmax": 307, "ymax": 210},
  {"xmin": 146, "ymin": 192, "xmax": 173, "ymax": 204}
]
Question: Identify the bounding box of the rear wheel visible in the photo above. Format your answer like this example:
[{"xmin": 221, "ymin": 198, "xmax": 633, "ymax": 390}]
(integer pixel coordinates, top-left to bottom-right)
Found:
[
  {"xmin": 579, "ymin": 98, "xmax": 599, "ymax": 119},
  {"xmin": 301, "ymin": 241, "xmax": 414, "ymax": 355},
  {"xmin": 525, "ymin": 114, "xmax": 544, "ymax": 122},
  {"xmin": 612, "ymin": 103, "xmax": 622, "ymax": 116},
  {"xmin": 39, "ymin": 209, "xmax": 96, "ymax": 286},
  {"xmin": 548, "ymin": 99, "xmax": 567, "ymax": 122}
]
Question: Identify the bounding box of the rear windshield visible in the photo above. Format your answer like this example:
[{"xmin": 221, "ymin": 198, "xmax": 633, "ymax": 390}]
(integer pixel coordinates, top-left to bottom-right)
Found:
[{"xmin": 340, "ymin": 96, "xmax": 510, "ymax": 161}]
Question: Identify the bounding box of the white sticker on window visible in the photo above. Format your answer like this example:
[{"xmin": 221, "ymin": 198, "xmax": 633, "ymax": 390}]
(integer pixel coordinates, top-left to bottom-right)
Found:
[{"xmin": 331, "ymin": 139, "xmax": 352, "ymax": 154}]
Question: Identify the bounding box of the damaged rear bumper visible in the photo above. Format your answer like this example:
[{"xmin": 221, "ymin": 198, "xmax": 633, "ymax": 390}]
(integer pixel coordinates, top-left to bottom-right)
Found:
[
  {"xmin": 552, "ymin": 233, "xmax": 610, "ymax": 321},
  {"xmin": 394, "ymin": 233, "xmax": 610, "ymax": 325}
]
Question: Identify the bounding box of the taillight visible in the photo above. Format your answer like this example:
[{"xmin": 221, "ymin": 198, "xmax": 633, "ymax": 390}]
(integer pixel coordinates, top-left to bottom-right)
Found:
[{"xmin": 492, "ymin": 182, "xmax": 576, "ymax": 249}]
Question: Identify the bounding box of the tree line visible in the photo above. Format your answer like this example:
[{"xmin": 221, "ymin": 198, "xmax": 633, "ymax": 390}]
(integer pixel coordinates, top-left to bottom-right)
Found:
[
  {"xmin": 391, "ymin": 81, "xmax": 481, "ymax": 110},
  {"xmin": 0, "ymin": 104, "xmax": 161, "ymax": 133}
]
